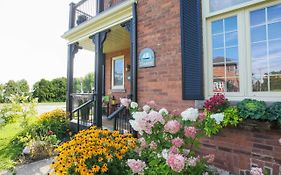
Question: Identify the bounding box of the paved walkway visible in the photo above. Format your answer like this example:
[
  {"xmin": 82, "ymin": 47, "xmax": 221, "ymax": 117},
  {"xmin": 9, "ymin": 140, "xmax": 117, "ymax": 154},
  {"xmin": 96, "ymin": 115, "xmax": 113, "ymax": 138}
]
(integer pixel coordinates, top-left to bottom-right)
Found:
[{"xmin": 0, "ymin": 158, "xmax": 53, "ymax": 175}]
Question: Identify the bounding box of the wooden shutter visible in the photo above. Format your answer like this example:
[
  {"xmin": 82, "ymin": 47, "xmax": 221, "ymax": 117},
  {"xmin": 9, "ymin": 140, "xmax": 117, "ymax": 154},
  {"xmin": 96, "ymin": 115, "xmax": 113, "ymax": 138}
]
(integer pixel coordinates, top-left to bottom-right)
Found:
[{"xmin": 180, "ymin": 0, "xmax": 204, "ymax": 100}]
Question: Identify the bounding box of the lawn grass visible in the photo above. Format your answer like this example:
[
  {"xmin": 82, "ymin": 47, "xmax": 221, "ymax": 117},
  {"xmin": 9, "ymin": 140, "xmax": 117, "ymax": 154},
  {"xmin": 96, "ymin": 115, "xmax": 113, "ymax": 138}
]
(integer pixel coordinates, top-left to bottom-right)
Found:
[
  {"xmin": 0, "ymin": 116, "xmax": 38, "ymax": 171},
  {"xmin": 0, "ymin": 121, "xmax": 24, "ymax": 171}
]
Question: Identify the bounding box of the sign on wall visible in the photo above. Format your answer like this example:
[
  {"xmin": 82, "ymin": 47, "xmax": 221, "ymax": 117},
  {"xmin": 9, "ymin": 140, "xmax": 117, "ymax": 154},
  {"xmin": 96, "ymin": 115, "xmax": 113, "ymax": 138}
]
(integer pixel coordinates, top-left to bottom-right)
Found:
[{"xmin": 139, "ymin": 48, "xmax": 155, "ymax": 68}]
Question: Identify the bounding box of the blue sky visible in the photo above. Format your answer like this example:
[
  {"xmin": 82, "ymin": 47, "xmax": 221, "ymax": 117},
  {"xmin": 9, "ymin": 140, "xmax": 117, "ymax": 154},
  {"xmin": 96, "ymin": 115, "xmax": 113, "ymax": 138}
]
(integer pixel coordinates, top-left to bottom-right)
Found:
[{"xmin": 0, "ymin": 0, "xmax": 94, "ymax": 87}]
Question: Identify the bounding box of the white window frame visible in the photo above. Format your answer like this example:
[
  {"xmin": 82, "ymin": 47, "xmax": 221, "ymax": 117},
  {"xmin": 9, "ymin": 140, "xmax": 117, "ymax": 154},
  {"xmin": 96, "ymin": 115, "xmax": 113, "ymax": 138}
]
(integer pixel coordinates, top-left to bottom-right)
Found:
[
  {"xmin": 203, "ymin": 0, "xmax": 281, "ymax": 101},
  {"xmin": 111, "ymin": 55, "xmax": 125, "ymax": 90}
]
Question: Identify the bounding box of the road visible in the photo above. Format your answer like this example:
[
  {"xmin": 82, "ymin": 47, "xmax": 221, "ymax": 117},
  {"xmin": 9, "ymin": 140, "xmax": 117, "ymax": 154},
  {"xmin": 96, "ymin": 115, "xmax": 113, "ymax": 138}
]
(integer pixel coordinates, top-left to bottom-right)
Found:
[{"xmin": 37, "ymin": 103, "xmax": 66, "ymax": 115}]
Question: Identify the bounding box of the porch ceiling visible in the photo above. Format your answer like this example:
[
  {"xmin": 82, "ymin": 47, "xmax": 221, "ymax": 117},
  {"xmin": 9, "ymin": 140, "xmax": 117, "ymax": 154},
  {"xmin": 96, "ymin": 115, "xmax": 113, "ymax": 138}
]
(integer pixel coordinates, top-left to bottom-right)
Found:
[{"xmin": 78, "ymin": 25, "xmax": 130, "ymax": 53}]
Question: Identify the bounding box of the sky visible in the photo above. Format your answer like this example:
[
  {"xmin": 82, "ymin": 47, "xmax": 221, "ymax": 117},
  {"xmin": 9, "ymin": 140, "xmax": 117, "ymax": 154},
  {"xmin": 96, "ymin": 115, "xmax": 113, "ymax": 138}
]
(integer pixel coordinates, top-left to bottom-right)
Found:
[{"xmin": 0, "ymin": 0, "xmax": 95, "ymax": 87}]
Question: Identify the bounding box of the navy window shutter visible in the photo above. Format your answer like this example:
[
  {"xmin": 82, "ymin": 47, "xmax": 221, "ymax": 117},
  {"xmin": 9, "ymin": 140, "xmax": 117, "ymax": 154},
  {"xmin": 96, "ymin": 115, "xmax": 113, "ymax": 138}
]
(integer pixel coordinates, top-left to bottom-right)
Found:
[{"xmin": 180, "ymin": 0, "xmax": 204, "ymax": 100}]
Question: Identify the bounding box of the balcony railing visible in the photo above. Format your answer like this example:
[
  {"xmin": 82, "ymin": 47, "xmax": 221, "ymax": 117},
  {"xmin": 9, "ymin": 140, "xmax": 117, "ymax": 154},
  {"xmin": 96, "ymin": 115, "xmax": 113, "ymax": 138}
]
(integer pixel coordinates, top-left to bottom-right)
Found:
[{"xmin": 70, "ymin": 0, "xmax": 126, "ymax": 29}]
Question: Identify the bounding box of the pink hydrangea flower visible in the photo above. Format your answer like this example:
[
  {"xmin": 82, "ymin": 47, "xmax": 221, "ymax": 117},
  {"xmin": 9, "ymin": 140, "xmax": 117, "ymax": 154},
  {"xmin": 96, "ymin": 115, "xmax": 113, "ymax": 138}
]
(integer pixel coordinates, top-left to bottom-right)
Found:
[
  {"xmin": 250, "ymin": 167, "xmax": 264, "ymax": 175},
  {"xmin": 184, "ymin": 126, "xmax": 197, "ymax": 138},
  {"xmin": 170, "ymin": 109, "xmax": 181, "ymax": 116},
  {"xmin": 166, "ymin": 154, "xmax": 185, "ymax": 172},
  {"xmin": 120, "ymin": 98, "xmax": 131, "ymax": 107},
  {"xmin": 198, "ymin": 112, "xmax": 206, "ymax": 121},
  {"xmin": 147, "ymin": 100, "xmax": 156, "ymax": 108},
  {"xmin": 138, "ymin": 137, "xmax": 147, "ymax": 149},
  {"xmin": 203, "ymin": 154, "xmax": 215, "ymax": 163},
  {"xmin": 171, "ymin": 137, "xmax": 184, "ymax": 148},
  {"xmin": 148, "ymin": 111, "xmax": 165, "ymax": 125},
  {"xmin": 279, "ymin": 138, "xmax": 281, "ymax": 145},
  {"xmin": 164, "ymin": 120, "xmax": 181, "ymax": 134},
  {"xmin": 127, "ymin": 159, "xmax": 146, "ymax": 174},
  {"xmin": 149, "ymin": 141, "xmax": 157, "ymax": 150},
  {"xmin": 169, "ymin": 146, "xmax": 179, "ymax": 154}
]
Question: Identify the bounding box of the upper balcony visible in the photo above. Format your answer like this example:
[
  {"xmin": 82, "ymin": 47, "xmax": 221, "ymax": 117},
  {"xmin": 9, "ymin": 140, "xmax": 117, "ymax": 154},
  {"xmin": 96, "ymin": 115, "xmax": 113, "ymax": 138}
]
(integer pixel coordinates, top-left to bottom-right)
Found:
[{"xmin": 69, "ymin": 0, "xmax": 126, "ymax": 29}]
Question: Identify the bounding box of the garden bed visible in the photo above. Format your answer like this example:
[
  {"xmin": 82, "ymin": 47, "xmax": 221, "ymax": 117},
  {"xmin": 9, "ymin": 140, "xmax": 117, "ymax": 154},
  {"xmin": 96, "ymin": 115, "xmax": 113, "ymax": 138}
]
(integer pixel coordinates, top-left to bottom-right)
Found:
[{"xmin": 200, "ymin": 120, "xmax": 281, "ymax": 175}]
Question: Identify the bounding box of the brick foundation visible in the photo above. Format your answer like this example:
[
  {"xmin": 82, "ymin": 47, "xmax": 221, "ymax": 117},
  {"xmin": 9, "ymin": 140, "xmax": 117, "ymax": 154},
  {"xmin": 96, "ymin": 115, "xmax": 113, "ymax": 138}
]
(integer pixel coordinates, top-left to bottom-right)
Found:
[{"xmin": 200, "ymin": 123, "xmax": 281, "ymax": 175}]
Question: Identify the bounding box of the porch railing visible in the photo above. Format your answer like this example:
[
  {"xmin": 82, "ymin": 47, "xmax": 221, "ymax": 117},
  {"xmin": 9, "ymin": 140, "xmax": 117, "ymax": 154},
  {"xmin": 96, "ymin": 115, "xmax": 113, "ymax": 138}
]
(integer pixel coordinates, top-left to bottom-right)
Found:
[
  {"xmin": 70, "ymin": 0, "xmax": 126, "ymax": 28},
  {"xmin": 72, "ymin": 99, "xmax": 95, "ymax": 132},
  {"xmin": 108, "ymin": 105, "xmax": 137, "ymax": 137}
]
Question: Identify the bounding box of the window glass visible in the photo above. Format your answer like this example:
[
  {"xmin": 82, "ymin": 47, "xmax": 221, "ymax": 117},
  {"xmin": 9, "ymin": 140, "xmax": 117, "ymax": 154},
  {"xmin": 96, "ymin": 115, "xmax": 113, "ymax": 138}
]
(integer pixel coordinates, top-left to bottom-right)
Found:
[
  {"xmin": 211, "ymin": 16, "xmax": 239, "ymax": 92},
  {"xmin": 250, "ymin": 4, "xmax": 281, "ymax": 92},
  {"xmin": 112, "ymin": 58, "xmax": 124, "ymax": 87},
  {"xmin": 210, "ymin": 0, "xmax": 253, "ymax": 12}
]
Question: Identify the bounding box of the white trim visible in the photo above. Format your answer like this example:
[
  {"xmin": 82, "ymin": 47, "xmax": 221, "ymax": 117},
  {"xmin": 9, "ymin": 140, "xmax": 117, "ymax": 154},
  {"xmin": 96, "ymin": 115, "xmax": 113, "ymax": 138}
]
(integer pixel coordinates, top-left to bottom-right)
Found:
[
  {"xmin": 202, "ymin": 0, "xmax": 281, "ymax": 101},
  {"xmin": 206, "ymin": 0, "xmax": 266, "ymax": 18},
  {"xmin": 62, "ymin": 0, "xmax": 136, "ymax": 44},
  {"xmin": 111, "ymin": 55, "xmax": 125, "ymax": 90}
]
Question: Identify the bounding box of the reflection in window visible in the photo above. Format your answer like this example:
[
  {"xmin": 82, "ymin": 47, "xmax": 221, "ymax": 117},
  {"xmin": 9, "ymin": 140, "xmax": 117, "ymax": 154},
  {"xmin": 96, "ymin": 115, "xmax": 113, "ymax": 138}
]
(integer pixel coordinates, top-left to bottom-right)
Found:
[
  {"xmin": 211, "ymin": 16, "xmax": 239, "ymax": 93},
  {"xmin": 112, "ymin": 57, "xmax": 124, "ymax": 88},
  {"xmin": 210, "ymin": 0, "xmax": 253, "ymax": 12},
  {"xmin": 250, "ymin": 4, "xmax": 281, "ymax": 92}
]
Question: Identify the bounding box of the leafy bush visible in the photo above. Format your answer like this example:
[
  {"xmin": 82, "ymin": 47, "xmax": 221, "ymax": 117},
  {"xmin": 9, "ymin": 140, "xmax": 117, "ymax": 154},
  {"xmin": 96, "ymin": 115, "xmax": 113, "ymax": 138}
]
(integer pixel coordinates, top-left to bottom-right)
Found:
[
  {"xmin": 237, "ymin": 99, "xmax": 267, "ymax": 120},
  {"xmin": 37, "ymin": 109, "xmax": 70, "ymax": 140},
  {"xmin": 204, "ymin": 94, "xmax": 230, "ymax": 113},
  {"xmin": 125, "ymin": 102, "xmax": 213, "ymax": 174},
  {"xmin": 18, "ymin": 109, "xmax": 69, "ymax": 145},
  {"xmin": 222, "ymin": 106, "xmax": 242, "ymax": 127},
  {"xmin": 0, "ymin": 94, "xmax": 37, "ymax": 124},
  {"xmin": 51, "ymin": 126, "xmax": 136, "ymax": 175},
  {"xmin": 266, "ymin": 102, "xmax": 281, "ymax": 122}
]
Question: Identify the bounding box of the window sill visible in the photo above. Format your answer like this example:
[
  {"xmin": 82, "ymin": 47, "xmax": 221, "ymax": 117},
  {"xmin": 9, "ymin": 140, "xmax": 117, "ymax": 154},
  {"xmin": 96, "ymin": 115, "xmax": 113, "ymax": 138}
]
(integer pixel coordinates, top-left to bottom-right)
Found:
[{"xmin": 111, "ymin": 89, "xmax": 126, "ymax": 93}]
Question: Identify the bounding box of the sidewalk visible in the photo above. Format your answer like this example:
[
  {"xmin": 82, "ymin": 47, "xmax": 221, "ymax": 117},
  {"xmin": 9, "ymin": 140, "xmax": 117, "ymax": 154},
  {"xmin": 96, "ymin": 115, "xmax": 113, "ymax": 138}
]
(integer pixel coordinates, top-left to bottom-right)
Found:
[{"xmin": 1, "ymin": 158, "xmax": 53, "ymax": 175}]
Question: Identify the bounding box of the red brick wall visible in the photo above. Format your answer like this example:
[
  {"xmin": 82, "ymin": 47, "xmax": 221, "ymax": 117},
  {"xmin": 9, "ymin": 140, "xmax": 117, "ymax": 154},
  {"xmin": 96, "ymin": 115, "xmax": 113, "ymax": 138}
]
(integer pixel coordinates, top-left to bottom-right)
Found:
[
  {"xmin": 105, "ymin": 48, "xmax": 130, "ymax": 101},
  {"xmin": 200, "ymin": 125, "xmax": 281, "ymax": 175},
  {"xmin": 137, "ymin": 0, "xmax": 194, "ymax": 111}
]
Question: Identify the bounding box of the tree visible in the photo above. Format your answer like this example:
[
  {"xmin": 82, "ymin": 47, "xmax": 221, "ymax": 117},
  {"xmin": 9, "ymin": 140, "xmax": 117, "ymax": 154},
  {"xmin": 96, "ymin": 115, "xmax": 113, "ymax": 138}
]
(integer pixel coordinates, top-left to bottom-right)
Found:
[
  {"xmin": 74, "ymin": 78, "xmax": 83, "ymax": 93},
  {"xmin": 51, "ymin": 77, "xmax": 67, "ymax": 102},
  {"xmin": 0, "ymin": 84, "xmax": 4, "ymax": 103},
  {"xmin": 17, "ymin": 79, "xmax": 30, "ymax": 96},
  {"xmin": 32, "ymin": 79, "xmax": 54, "ymax": 102},
  {"xmin": 83, "ymin": 72, "xmax": 94, "ymax": 93},
  {"xmin": 3, "ymin": 80, "xmax": 18, "ymax": 102}
]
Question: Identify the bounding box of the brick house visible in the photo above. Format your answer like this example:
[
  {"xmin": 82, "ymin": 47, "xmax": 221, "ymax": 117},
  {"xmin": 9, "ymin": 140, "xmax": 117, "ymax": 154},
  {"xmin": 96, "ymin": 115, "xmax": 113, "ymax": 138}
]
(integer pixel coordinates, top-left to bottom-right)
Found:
[{"xmin": 62, "ymin": 0, "xmax": 281, "ymax": 174}]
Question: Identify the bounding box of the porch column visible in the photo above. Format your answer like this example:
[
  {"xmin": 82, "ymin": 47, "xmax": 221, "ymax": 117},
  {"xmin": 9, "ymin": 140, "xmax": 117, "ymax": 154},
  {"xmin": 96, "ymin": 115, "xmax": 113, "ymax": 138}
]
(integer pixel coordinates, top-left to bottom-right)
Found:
[
  {"xmin": 131, "ymin": 2, "xmax": 137, "ymax": 102},
  {"xmin": 91, "ymin": 31, "xmax": 109, "ymax": 128},
  {"xmin": 121, "ymin": 3, "xmax": 138, "ymax": 102},
  {"xmin": 66, "ymin": 43, "xmax": 80, "ymax": 119}
]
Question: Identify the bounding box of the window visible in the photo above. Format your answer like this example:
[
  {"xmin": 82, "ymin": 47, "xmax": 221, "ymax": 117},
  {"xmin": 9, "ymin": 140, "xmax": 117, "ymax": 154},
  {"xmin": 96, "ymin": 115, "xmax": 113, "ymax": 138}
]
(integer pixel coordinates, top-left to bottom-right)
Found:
[
  {"xmin": 210, "ymin": 0, "xmax": 254, "ymax": 12},
  {"xmin": 112, "ymin": 56, "xmax": 124, "ymax": 89},
  {"xmin": 205, "ymin": 0, "xmax": 281, "ymax": 100},
  {"xmin": 250, "ymin": 4, "xmax": 281, "ymax": 92},
  {"xmin": 211, "ymin": 16, "xmax": 240, "ymax": 93}
]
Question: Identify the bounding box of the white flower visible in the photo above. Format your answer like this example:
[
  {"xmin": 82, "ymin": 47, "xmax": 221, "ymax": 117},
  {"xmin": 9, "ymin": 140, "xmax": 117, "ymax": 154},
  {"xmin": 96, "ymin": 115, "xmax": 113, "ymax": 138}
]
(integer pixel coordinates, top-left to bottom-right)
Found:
[
  {"xmin": 250, "ymin": 167, "xmax": 264, "ymax": 175},
  {"xmin": 161, "ymin": 149, "xmax": 169, "ymax": 160},
  {"xmin": 143, "ymin": 105, "xmax": 151, "ymax": 113},
  {"xmin": 23, "ymin": 146, "xmax": 30, "ymax": 154},
  {"xmin": 186, "ymin": 156, "xmax": 198, "ymax": 167},
  {"xmin": 130, "ymin": 102, "xmax": 138, "ymax": 109},
  {"xmin": 120, "ymin": 98, "xmax": 131, "ymax": 107},
  {"xmin": 181, "ymin": 108, "xmax": 199, "ymax": 121},
  {"xmin": 159, "ymin": 108, "xmax": 169, "ymax": 115},
  {"xmin": 132, "ymin": 111, "xmax": 147, "ymax": 119},
  {"xmin": 210, "ymin": 113, "xmax": 224, "ymax": 124}
]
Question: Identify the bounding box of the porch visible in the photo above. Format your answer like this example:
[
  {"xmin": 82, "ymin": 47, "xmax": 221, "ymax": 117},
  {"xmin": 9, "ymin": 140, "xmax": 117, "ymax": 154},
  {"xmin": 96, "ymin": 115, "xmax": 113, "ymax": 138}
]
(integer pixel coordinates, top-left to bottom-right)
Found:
[{"xmin": 62, "ymin": 0, "xmax": 137, "ymax": 134}]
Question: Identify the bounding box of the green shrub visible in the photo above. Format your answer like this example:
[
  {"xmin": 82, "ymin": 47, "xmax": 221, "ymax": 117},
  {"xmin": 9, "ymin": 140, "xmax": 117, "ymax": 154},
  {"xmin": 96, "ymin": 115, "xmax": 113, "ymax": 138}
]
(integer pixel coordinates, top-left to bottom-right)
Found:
[
  {"xmin": 267, "ymin": 102, "xmax": 281, "ymax": 122},
  {"xmin": 17, "ymin": 109, "xmax": 70, "ymax": 150},
  {"xmin": 237, "ymin": 99, "xmax": 267, "ymax": 120},
  {"xmin": 223, "ymin": 106, "xmax": 242, "ymax": 127},
  {"xmin": 0, "ymin": 94, "xmax": 37, "ymax": 124}
]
